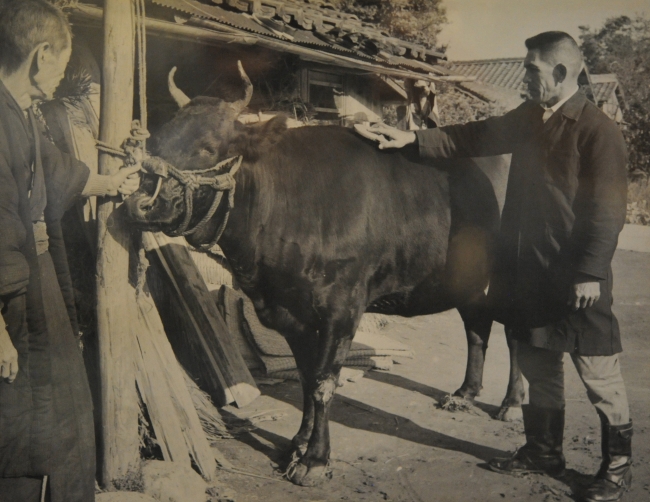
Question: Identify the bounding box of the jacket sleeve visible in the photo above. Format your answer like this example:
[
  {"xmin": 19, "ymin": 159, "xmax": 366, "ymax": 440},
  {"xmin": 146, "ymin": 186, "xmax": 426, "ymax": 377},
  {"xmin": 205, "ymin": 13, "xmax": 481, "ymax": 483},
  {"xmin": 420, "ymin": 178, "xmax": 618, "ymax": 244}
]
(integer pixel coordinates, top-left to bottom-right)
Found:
[
  {"xmin": 571, "ymin": 119, "xmax": 628, "ymax": 280},
  {"xmin": 415, "ymin": 106, "xmax": 522, "ymax": 160},
  {"xmin": 40, "ymin": 133, "xmax": 90, "ymax": 218},
  {"xmin": 0, "ymin": 152, "xmax": 29, "ymax": 298}
]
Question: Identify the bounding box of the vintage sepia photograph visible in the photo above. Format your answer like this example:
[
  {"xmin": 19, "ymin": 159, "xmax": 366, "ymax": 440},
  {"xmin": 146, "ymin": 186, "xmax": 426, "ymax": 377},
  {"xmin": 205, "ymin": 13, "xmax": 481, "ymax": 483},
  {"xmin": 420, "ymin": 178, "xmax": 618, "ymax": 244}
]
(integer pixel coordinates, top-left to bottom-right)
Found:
[{"xmin": 0, "ymin": 0, "xmax": 648, "ymax": 501}]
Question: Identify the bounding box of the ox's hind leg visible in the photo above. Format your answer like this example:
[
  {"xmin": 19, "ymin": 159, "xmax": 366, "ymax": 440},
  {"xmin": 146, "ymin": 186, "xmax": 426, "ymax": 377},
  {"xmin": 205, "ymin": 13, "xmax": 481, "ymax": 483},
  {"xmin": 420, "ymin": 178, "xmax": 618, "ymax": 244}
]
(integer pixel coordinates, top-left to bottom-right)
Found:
[
  {"xmin": 443, "ymin": 224, "xmax": 495, "ymax": 409},
  {"xmin": 286, "ymin": 318, "xmax": 356, "ymax": 487},
  {"xmin": 455, "ymin": 299, "xmax": 492, "ymax": 403},
  {"xmin": 443, "ymin": 225, "xmax": 523, "ymax": 421},
  {"xmin": 456, "ymin": 305, "xmax": 524, "ymax": 421},
  {"xmin": 495, "ymin": 327, "xmax": 525, "ymax": 421}
]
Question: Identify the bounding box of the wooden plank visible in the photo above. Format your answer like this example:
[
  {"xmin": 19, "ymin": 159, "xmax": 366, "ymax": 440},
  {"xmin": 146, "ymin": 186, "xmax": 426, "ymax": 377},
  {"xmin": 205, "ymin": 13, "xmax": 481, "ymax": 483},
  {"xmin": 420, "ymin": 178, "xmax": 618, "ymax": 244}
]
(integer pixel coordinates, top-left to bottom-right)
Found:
[
  {"xmin": 96, "ymin": 0, "xmax": 140, "ymax": 484},
  {"xmin": 143, "ymin": 233, "xmax": 260, "ymax": 408},
  {"xmin": 133, "ymin": 278, "xmax": 215, "ymax": 480}
]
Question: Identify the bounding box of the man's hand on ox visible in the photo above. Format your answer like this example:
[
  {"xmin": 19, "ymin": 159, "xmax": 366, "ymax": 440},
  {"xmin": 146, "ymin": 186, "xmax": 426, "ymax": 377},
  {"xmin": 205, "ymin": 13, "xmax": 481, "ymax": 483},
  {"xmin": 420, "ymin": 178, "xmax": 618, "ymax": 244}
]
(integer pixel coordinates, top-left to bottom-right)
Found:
[
  {"xmin": 0, "ymin": 322, "xmax": 18, "ymax": 384},
  {"xmin": 354, "ymin": 122, "xmax": 417, "ymax": 150},
  {"xmin": 569, "ymin": 281, "xmax": 601, "ymax": 310},
  {"xmin": 108, "ymin": 165, "xmax": 141, "ymax": 196}
]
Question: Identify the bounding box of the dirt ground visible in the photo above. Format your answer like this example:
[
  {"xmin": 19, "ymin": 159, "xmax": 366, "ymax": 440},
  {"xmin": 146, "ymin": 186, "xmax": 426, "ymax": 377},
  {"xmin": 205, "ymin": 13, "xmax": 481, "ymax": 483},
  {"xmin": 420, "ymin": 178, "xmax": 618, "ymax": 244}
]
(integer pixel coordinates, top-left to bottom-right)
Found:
[{"xmin": 212, "ymin": 248, "xmax": 650, "ymax": 502}]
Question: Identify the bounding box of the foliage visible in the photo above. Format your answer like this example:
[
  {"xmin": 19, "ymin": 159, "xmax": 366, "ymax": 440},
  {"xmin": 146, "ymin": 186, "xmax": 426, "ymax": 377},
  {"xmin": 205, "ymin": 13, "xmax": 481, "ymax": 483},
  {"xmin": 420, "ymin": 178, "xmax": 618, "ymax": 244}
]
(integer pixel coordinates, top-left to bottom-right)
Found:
[
  {"xmin": 579, "ymin": 15, "xmax": 650, "ymax": 174},
  {"xmin": 435, "ymin": 82, "xmax": 504, "ymax": 126},
  {"xmin": 627, "ymin": 179, "xmax": 650, "ymax": 225},
  {"xmin": 330, "ymin": 0, "xmax": 448, "ymax": 50}
]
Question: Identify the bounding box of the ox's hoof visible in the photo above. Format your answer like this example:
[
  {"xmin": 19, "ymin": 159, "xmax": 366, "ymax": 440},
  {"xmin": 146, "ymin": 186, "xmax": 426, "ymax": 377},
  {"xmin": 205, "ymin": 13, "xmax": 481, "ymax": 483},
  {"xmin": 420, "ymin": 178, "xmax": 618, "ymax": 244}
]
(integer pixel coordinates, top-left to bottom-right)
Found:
[
  {"xmin": 495, "ymin": 406, "xmax": 523, "ymax": 422},
  {"xmin": 439, "ymin": 394, "xmax": 477, "ymax": 414},
  {"xmin": 285, "ymin": 459, "xmax": 331, "ymax": 487}
]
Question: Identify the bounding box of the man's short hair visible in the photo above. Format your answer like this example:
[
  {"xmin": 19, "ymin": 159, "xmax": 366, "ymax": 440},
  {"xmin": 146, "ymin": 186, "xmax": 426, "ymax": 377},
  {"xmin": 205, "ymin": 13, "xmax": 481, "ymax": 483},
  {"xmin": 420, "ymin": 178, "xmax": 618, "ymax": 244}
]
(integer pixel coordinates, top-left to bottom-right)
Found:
[
  {"xmin": 525, "ymin": 31, "xmax": 583, "ymax": 73},
  {"xmin": 0, "ymin": 0, "xmax": 71, "ymax": 73}
]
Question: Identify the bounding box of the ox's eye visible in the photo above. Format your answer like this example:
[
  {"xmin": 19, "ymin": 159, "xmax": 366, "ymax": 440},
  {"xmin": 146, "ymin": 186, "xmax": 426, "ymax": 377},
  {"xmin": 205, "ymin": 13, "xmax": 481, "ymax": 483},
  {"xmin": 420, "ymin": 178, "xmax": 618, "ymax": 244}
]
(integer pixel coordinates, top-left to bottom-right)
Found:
[{"xmin": 199, "ymin": 146, "xmax": 217, "ymax": 157}]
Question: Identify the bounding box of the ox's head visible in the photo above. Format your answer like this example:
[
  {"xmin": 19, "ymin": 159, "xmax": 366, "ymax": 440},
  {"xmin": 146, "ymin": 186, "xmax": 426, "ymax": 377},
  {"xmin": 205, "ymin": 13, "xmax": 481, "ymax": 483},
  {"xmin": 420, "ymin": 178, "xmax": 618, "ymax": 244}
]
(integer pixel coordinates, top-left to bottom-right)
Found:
[{"xmin": 126, "ymin": 62, "xmax": 252, "ymax": 235}]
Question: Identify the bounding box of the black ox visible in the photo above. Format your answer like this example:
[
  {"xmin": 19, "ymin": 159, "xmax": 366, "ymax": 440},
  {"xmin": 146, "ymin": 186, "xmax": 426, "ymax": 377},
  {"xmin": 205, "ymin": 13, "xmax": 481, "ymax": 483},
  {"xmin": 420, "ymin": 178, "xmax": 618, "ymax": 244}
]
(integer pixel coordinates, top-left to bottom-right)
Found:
[{"xmin": 126, "ymin": 63, "xmax": 524, "ymax": 486}]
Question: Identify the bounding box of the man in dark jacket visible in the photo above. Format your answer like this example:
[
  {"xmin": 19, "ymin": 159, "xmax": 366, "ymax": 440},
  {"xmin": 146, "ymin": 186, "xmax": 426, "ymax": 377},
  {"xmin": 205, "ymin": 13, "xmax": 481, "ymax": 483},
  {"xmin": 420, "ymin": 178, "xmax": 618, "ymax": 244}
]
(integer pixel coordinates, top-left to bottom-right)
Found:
[
  {"xmin": 0, "ymin": 1, "xmax": 139, "ymax": 500},
  {"xmin": 357, "ymin": 32, "xmax": 632, "ymax": 502}
]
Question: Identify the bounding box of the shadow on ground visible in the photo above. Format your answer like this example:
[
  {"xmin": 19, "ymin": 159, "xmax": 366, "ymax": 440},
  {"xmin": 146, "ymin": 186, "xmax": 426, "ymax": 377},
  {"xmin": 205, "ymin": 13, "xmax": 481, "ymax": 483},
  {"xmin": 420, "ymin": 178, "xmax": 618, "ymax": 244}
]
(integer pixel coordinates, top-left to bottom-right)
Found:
[
  {"xmin": 364, "ymin": 370, "xmax": 504, "ymax": 418},
  {"xmin": 258, "ymin": 379, "xmax": 507, "ymax": 464}
]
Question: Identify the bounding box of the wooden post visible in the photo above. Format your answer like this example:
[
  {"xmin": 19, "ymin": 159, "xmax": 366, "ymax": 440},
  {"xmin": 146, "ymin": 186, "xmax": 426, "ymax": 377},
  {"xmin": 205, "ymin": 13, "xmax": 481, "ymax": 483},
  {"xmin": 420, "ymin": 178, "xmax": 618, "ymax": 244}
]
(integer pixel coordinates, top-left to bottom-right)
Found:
[{"xmin": 97, "ymin": 0, "xmax": 140, "ymax": 485}]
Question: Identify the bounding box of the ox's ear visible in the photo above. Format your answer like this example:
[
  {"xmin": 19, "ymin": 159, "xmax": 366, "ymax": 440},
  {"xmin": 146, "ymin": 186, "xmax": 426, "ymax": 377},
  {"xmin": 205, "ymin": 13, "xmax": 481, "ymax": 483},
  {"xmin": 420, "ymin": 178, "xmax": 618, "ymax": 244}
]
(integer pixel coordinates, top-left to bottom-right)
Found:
[
  {"xmin": 260, "ymin": 115, "xmax": 288, "ymax": 136},
  {"xmin": 228, "ymin": 115, "xmax": 288, "ymax": 161}
]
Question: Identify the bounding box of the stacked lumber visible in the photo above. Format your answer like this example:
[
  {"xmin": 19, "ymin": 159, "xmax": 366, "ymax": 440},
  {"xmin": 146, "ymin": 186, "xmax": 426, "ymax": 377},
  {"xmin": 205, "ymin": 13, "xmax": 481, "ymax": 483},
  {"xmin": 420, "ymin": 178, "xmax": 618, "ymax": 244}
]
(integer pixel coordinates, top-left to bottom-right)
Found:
[
  {"xmin": 142, "ymin": 233, "xmax": 260, "ymax": 409},
  {"xmin": 131, "ymin": 263, "xmax": 216, "ymax": 478}
]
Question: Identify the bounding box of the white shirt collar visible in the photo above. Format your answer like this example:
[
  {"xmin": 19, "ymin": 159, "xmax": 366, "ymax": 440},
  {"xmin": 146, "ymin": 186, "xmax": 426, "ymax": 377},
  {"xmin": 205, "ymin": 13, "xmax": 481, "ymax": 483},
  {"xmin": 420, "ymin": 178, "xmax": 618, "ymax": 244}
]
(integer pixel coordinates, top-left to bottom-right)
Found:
[{"xmin": 541, "ymin": 86, "xmax": 579, "ymax": 122}]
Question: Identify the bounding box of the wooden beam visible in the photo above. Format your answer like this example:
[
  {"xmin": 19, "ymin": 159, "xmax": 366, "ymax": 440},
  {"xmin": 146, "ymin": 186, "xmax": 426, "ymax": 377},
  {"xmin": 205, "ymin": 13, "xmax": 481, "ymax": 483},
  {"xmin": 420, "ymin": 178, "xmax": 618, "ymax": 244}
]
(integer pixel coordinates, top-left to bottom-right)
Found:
[
  {"xmin": 72, "ymin": 4, "xmax": 256, "ymax": 46},
  {"xmin": 380, "ymin": 76, "xmax": 408, "ymax": 100},
  {"xmin": 96, "ymin": 0, "xmax": 140, "ymax": 484},
  {"xmin": 143, "ymin": 233, "xmax": 260, "ymax": 408}
]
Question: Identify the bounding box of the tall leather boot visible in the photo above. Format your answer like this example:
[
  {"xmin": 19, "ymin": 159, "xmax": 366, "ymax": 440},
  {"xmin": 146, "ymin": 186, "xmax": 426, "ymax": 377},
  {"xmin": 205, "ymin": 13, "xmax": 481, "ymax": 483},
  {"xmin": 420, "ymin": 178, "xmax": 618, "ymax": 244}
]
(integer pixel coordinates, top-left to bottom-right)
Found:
[
  {"xmin": 489, "ymin": 405, "xmax": 565, "ymax": 477},
  {"xmin": 582, "ymin": 417, "xmax": 633, "ymax": 502}
]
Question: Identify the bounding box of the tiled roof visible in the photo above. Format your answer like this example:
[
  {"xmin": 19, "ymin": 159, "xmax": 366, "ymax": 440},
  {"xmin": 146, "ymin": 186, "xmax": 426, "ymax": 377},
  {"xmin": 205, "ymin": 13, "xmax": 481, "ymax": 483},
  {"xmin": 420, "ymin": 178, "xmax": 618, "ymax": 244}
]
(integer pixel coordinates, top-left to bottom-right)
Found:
[
  {"xmin": 459, "ymin": 81, "xmax": 525, "ymax": 110},
  {"xmin": 445, "ymin": 58, "xmax": 623, "ymax": 113},
  {"xmin": 151, "ymin": 0, "xmax": 445, "ymax": 72},
  {"xmin": 447, "ymin": 58, "xmax": 526, "ymax": 92}
]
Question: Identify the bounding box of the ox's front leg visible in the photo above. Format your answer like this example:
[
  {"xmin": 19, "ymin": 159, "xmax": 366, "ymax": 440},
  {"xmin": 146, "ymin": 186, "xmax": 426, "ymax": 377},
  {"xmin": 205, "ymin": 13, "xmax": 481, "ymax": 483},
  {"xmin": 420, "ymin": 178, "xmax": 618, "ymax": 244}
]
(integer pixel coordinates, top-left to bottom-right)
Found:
[
  {"xmin": 285, "ymin": 336, "xmax": 317, "ymax": 457},
  {"xmin": 495, "ymin": 327, "xmax": 525, "ymax": 421},
  {"xmin": 286, "ymin": 324, "xmax": 354, "ymax": 487}
]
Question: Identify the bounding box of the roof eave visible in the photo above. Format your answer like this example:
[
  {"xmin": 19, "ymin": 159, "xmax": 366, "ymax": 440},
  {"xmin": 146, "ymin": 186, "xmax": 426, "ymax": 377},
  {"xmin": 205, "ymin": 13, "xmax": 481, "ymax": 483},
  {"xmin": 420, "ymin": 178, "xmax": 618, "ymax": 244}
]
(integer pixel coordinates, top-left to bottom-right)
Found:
[{"xmin": 69, "ymin": 4, "xmax": 450, "ymax": 83}]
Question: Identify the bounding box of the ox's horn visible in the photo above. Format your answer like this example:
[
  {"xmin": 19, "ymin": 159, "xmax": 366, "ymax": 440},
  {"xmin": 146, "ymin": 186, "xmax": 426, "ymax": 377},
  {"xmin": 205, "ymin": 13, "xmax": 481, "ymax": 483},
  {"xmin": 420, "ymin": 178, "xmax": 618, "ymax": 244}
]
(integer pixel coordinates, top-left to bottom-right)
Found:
[
  {"xmin": 230, "ymin": 61, "xmax": 253, "ymax": 115},
  {"xmin": 168, "ymin": 66, "xmax": 191, "ymax": 108}
]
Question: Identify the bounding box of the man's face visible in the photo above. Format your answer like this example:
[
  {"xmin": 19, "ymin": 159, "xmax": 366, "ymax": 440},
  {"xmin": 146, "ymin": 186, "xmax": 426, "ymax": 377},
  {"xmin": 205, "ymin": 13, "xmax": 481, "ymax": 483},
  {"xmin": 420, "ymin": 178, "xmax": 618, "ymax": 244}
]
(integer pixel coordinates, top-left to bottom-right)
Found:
[
  {"xmin": 32, "ymin": 37, "xmax": 71, "ymax": 101},
  {"xmin": 523, "ymin": 49, "xmax": 560, "ymax": 106}
]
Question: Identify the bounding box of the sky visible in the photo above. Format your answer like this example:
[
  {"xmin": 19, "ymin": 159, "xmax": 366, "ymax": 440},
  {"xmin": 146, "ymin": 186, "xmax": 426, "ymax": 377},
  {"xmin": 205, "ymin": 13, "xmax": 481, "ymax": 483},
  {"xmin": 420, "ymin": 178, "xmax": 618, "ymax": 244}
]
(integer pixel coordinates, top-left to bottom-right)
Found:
[{"xmin": 438, "ymin": 0, "xmax": 650, "ymax": 61}]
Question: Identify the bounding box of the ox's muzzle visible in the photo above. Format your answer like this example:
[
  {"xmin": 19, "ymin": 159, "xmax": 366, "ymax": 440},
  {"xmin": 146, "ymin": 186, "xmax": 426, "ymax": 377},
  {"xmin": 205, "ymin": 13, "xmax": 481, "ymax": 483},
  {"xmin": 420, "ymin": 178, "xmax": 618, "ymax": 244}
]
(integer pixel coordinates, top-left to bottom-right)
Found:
[
  {"xmin": 125, "ymin": 155, "xmax": 242, "ymax": 247},
  {"xmin": 124, "ymin": 158, "xmax": 176, "ymax": 225},
  {"xmin": 138, "ymin": 157, "xmax": 172, "ymax": 208}
]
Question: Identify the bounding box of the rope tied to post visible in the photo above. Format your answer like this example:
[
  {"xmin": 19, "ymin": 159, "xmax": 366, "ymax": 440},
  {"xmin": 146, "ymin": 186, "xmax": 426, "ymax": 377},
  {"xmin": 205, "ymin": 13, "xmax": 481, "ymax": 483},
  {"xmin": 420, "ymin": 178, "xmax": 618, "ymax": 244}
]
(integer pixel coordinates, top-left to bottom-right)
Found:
[{"xmin": 95, "ymin": 120, "xmax": 150, "ymax": 174}]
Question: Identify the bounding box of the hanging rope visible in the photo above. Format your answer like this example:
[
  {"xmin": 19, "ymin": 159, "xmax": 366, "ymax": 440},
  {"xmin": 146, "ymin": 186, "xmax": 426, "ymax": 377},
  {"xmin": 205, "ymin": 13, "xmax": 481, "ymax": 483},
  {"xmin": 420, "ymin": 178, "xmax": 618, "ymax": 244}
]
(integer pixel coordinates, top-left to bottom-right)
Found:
[
  {"xmin": 135, "ymin": 0, "xmax": 148, "ymax": 135},
  {"xmin": 97, "ymin": 0, "xmax": 149, "ymax": 160}
]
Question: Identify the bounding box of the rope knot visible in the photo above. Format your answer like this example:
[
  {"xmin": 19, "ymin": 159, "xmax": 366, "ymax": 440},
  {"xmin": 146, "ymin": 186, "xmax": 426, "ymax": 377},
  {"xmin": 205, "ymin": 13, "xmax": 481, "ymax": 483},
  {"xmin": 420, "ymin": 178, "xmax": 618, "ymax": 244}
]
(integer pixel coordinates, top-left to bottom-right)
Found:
[
  {"xmin": 211, "ymin": 173, "xmax": 236, "ymax": 191},
  {"xmin": 183, "ymin": 173, "xmax": 201, "ymax": 191}
]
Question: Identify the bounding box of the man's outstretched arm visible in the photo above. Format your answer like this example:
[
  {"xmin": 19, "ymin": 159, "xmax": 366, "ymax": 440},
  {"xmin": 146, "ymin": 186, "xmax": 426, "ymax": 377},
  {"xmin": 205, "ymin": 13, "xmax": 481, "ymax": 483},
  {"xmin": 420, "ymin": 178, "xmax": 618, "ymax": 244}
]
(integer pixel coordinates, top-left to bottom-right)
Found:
[{"xmin": 355, "ymin": 107, "xmax": 523, "ymax": 159}]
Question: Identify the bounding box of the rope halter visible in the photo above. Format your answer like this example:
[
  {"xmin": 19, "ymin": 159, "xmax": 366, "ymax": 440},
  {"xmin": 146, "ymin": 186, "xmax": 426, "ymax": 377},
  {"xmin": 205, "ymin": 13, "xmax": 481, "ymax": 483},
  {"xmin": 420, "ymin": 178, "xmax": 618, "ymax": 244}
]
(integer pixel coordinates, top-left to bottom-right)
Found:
[{"xmin": 141, "ymin": 154, "xmax": 243, "ymax": 248}]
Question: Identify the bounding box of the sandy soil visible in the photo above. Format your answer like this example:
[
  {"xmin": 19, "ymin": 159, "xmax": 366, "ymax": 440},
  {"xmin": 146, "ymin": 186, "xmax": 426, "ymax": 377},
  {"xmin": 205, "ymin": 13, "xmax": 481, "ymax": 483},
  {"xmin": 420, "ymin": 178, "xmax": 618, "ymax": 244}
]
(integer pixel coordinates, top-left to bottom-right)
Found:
[{"xmin": 212, "ymin": 249, "xmax": 650, "ymax": 502}]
